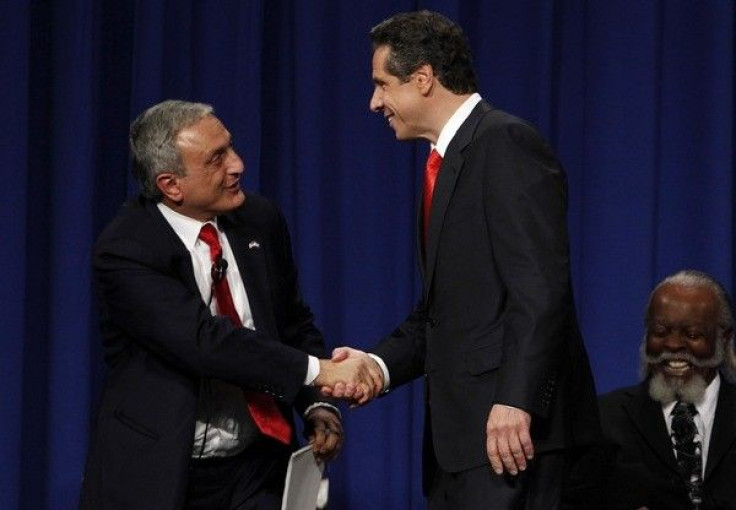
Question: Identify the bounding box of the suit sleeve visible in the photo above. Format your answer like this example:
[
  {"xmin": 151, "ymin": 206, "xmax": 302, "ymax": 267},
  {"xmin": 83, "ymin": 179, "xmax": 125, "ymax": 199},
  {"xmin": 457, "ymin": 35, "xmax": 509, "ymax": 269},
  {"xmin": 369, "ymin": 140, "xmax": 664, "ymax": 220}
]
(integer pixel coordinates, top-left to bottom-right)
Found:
[
  {"xmin": 371, "ymin": 300, "xmax": 428, "ymax": 389},
  {"xmin": 94, "ymin": 217, "xmax": 311, "ymax": 406},
  {"xmin": 483, "ymin": 120, "xmax": 573, "ymax": 419}
]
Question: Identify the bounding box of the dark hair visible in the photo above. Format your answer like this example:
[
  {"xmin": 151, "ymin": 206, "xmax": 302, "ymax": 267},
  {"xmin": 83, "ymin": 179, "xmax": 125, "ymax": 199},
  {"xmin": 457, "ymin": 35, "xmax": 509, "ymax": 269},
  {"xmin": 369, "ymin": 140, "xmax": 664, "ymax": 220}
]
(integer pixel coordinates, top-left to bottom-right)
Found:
[{"xmin": 369, "ymin": 10, "xmax": 477, "ymax": 94}]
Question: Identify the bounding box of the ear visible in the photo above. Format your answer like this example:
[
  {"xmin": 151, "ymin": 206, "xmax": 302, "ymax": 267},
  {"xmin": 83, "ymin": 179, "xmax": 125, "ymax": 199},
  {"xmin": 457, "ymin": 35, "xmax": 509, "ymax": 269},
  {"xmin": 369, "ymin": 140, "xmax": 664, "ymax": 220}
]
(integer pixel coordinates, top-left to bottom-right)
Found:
[
  {"xmin": 156, "ymin": 172, "xmax": 183, "ymax": 203},
  {"xmin": 412, "ymin": 64, "xmax": 435, "ymax": 96}
]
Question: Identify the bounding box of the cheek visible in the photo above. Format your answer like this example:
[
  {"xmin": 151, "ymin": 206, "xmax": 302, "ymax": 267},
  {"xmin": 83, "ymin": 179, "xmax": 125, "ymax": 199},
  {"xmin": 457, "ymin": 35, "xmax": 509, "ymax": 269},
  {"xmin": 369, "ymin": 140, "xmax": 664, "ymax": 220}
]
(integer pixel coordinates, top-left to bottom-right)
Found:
[
  {"xmin": 386, "ymin": 91, "xmax": 409, "ymax": 114},
  {"xmin": 381, "ymin": 94, "xmax": 395, "ymax": 112},
  {"xmin": 691, "ymin": 341, "xmax": 717, "ymax": 359},
  {"xmin": 200, "ymin": 173, "xmax": 221, "ymax": 192},
  {"xmin": 645, "ymin": 337, "xmax": 662, "ymax": 356}
]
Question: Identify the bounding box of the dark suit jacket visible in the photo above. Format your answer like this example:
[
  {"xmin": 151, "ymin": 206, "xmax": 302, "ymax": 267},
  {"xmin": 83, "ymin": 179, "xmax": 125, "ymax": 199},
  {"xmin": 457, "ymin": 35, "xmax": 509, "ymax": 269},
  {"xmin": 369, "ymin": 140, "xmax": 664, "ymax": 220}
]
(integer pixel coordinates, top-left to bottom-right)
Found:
[
  {"xmin": 372, "ymin": 102, "xmax": 600, "ymax": 476},
  {"xmin": 79, "ymin": 193, "xmax": 330, "ymax": 510},
  {"xmin": 599, "ymin": 378, "xmax": 736, "ymax": 510}
]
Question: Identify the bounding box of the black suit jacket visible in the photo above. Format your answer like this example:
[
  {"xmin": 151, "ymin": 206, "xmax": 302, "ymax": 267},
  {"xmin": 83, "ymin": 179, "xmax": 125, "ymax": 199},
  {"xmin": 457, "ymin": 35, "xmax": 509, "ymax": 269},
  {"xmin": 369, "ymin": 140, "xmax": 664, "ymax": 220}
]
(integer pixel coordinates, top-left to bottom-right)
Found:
[
  {"xmin": 373, "ymin": 102, "xmax": 600, "ymax": 475},
  {"xmin": 599, "ymin": 378, "xmax": 736, "ymax": 510},
  {"xmin": 80, "ymin": 193, "xmax": 329, "ymax": 509}
]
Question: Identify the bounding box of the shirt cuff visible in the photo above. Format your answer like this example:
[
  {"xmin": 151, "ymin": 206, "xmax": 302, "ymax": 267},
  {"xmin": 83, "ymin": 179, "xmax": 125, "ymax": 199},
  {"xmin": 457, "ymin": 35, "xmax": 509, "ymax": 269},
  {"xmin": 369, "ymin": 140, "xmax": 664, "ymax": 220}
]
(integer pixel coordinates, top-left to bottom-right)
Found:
[
  {"xmin": 305, "ymin": 355, "xmax": 320, "ymax": 385},
  {"xmin": 368, "ymin": 353, "xmax": 391, "ymax": 393},
  {"xmin": 303, "ymin": 402, "xmax": 342, "ymax": 420}
]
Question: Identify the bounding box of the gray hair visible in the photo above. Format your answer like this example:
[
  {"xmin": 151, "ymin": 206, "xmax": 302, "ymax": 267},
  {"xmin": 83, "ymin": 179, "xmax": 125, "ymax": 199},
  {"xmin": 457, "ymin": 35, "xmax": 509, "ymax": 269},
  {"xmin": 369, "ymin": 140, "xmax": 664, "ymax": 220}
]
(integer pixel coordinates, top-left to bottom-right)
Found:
[
  {"xmin": 129, "ymin": 99, "xmax": 214, "ymax": 199},
  {"xmin": 643, "ymin": 269, "xmax": 736, "ymax": 381}
]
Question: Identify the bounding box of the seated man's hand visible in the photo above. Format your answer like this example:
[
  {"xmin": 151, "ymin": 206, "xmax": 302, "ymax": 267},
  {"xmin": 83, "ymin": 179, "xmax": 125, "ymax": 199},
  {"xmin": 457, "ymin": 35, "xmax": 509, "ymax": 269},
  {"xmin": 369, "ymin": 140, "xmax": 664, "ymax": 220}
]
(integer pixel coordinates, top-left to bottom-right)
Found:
[{"xmin": 304, "ymin": 407, "xmax": 343, "ymax": 462}]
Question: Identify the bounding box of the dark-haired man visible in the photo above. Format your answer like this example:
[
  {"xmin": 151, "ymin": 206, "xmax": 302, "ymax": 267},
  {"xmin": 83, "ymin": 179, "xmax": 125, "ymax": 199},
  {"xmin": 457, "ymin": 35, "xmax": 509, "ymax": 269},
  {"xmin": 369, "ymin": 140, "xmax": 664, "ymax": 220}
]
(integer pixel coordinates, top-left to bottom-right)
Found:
[
  {"xmin": 79, "ymin": 100, "xmax": 378, "ymax": 509},
  {"xmin": 326, "ymin": 10, "xmax": 600, "ymax": 509},
  {"xmin": 600, "ymin": 270, "xmax": 736, "ymax": 510}
]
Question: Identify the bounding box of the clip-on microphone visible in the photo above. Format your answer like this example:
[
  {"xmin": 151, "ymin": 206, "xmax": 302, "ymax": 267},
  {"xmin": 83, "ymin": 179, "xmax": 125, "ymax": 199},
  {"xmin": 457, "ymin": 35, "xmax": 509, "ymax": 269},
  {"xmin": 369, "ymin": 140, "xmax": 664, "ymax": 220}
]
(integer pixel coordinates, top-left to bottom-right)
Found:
[{"xmin": 211, "ymin": 257, "xmax": 228, "ymax": 284}]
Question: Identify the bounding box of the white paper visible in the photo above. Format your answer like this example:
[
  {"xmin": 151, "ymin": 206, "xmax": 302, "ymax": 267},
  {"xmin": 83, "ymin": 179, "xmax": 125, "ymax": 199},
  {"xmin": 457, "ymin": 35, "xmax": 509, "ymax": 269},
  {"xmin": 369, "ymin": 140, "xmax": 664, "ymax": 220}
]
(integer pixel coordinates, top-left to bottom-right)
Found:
[{"xmin": 281, "ymin": 444, "xmax": 325, "ymax": 510}]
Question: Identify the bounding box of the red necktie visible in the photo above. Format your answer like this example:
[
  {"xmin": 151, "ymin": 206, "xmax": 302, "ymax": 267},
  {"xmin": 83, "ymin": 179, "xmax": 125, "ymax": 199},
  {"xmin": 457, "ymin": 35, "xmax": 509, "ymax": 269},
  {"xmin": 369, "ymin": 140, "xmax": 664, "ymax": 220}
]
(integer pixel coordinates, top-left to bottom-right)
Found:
[
  {"xmin": 422, "ymin": 149, "xmax": 443, "ymax": 250},
  {"xmin": 198, "ymin": 223, "xmax": 292, "ymax": 445}
]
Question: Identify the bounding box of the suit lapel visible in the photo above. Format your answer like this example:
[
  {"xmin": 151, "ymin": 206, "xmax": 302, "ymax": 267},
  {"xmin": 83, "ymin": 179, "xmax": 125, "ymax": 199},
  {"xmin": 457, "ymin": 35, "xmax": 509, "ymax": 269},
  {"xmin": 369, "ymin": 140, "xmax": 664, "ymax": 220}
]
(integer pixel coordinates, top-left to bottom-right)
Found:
[
  {"xmin": 220, "ymin": 214, "xmax": 278, "ymax": 339},
  {"xmin": 423, "ymin": 102, "xmax": 492, "ymax": 299},
  {"xmin": 704, "ymin": 378, "xmax": 736, "ymax": 480},
  {"xmin": 143, "ymin": 199, "xmax": 199, "ymax": 293},
  {"xmin": 624, "ymin": 384, "xmax": 681, "ymax": 474}
]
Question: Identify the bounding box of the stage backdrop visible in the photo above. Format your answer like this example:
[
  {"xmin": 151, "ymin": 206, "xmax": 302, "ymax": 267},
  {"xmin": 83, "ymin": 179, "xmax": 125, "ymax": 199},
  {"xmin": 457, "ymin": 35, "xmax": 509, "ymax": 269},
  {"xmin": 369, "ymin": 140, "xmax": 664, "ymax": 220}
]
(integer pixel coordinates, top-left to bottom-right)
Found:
[{"xmin": 2, "ymin": 1, "xmax": 733, "ymax": 509}]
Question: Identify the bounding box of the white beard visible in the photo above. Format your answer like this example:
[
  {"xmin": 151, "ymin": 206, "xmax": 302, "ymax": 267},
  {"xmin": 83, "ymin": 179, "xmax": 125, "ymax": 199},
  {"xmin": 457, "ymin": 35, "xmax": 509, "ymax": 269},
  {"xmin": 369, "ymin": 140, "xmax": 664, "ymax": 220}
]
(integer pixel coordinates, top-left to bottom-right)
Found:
[{"xmin": 648, "ymin": 371, "xmax": 708, "ymax": 404}]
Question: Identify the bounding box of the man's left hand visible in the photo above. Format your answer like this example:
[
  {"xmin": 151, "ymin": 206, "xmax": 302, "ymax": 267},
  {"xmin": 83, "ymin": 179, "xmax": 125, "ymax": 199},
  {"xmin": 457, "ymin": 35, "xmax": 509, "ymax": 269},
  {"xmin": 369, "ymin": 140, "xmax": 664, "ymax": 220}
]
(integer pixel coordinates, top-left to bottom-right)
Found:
[
  {"xmin": 305, "ymin": 407, "xmax": 343, "ymax": 462},
  {"xmin": 486, "ymin": 404, "xmax": 534, "ymax": 476}
]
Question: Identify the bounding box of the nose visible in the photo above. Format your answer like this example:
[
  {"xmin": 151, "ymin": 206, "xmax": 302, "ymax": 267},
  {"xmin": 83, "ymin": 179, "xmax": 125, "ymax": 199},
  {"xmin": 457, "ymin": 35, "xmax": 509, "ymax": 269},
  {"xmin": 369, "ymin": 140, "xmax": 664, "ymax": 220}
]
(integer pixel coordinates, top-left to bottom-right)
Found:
[
  {"xmin": 370, "ymin": 87, "xmax": 383, "ymax": 113},
  {"xmin": 227, "ymin": 148, "xmax": 244, "ymax": 174},
  {"xmin": 662, "ymin": 331, "xmax": 687, "ymax": 352}
]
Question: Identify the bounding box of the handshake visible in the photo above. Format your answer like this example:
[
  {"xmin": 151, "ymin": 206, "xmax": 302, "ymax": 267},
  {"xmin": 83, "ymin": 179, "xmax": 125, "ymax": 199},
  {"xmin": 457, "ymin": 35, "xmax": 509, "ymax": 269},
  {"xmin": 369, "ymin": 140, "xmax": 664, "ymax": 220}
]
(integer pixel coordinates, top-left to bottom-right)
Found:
[{"xmin": 314, "ymin": 347, "xmax": 385, "ymax": 406}]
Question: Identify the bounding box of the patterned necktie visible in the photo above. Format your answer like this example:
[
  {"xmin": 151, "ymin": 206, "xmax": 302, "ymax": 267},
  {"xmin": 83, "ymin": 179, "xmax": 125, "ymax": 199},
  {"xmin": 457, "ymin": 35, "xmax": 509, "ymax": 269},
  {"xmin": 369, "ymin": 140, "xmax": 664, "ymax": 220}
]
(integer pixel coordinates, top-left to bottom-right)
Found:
[
  {"xmin": 198, "ymin": 223, "xmax": 292, "ymax": 445},
  {"xmin": 422, "ymin": 149, "xmax": 443, "ymax": 252},
  {"xmin": 671, "ymin": 401, "xmax": 703, "ymax": 508}
]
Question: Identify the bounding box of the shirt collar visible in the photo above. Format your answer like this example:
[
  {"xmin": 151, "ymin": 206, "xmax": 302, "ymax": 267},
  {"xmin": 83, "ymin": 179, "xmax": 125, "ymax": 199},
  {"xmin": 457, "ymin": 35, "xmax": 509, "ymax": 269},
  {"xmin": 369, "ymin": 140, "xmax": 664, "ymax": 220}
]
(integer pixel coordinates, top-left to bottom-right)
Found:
[
  {"xmin": 157, "ymin": 202, "xmax": 218, "ymax": 250},
  {"xmin": 432, "ymin": 93, "xmax": 482, "ymax": 157},
  {"xmin": 697, "ymin": 372, "xmax": 721, "ymax": 420}
]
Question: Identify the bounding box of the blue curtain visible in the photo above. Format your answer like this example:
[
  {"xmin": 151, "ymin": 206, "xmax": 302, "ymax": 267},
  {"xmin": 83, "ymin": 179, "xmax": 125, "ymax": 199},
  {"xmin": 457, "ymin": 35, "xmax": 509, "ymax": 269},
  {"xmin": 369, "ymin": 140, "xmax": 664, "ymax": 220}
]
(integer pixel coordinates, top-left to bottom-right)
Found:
[{"xmin": 1, "ymin": 1, "xmax": 733, "ymax": 508}]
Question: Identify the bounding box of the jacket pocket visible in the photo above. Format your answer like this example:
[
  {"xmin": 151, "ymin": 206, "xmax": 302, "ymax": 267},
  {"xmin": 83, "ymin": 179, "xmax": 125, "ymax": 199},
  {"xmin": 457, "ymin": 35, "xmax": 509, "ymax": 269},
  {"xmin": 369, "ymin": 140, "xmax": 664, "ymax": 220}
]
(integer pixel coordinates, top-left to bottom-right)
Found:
[{"xmin": 464, "ymin": 330, "xmax": 503, "ymax": 376}]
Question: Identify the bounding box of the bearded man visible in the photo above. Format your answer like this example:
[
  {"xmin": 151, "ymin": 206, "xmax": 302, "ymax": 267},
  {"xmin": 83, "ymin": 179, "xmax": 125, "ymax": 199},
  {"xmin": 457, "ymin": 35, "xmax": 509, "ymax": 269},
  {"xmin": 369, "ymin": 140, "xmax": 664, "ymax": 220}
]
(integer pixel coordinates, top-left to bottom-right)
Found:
[{"xmin": 599, "ymin": 269, "xmax": 736, "ymax": 510}]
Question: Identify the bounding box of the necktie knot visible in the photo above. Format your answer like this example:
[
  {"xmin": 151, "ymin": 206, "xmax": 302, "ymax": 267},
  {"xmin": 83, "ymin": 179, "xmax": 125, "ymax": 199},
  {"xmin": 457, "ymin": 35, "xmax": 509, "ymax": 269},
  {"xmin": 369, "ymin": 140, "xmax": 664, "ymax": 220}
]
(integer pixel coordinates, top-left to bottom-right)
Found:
[
  {"xmin": 199, "ymin": 223, "xmax": 222, "ymax": 262},
  {"xmin": 671, "ymin": 401, "xmax": 698, "ymax": 439},
  {"xmin": 426, "ymin": 149, "xmax": 442, "ymax": 177},
  {"xmin": 672, "ymin": 401, "xmax": 697, "ymax": 416}
]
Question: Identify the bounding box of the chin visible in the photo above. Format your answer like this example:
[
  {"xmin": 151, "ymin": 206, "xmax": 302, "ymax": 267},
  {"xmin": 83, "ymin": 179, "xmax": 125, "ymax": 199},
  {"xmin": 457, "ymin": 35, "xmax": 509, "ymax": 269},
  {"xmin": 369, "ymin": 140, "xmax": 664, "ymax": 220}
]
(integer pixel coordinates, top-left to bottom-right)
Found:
[
  {"xmin": 648, "ymin": 370, "xmax": 708, "ymax": 405},
  {"xmin": 216, "ymin": 194, "xmax": 245, "ymax": 214},
  {"xmin": 231, "ymin": 191, "xmax": 246, "ymax": 207},
  {"xmin": 391, "ymin": 126, "xmax": 410, "ymax": 141}
]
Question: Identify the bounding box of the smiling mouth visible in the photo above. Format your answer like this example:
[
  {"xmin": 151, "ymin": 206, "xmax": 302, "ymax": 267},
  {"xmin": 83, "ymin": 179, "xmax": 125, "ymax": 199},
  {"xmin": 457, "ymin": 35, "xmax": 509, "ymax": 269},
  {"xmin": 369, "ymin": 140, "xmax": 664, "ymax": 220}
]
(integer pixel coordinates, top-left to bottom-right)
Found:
[{"xmin": 661, "ymin": 359, "xmax": 692, "ymax": 377}]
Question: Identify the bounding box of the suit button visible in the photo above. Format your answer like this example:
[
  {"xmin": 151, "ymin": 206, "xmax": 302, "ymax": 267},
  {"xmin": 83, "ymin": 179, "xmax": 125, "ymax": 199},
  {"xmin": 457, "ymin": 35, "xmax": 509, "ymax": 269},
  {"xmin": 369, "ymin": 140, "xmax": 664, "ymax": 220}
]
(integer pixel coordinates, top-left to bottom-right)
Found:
[{"xmin": 426, "ymin": 318, "xmax": 437, "ymax": 328}]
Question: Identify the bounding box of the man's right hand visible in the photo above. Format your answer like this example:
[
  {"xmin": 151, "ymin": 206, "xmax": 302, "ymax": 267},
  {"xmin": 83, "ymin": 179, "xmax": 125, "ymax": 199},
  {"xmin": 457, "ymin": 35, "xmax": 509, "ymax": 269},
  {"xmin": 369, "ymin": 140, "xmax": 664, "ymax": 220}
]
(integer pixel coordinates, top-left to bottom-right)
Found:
[
  {"xmin": 315, "ymin": 347, "xmax": 384, "ymax": 406},
  {"xmin": 486, "ymin": 404, "xmax": 534, "ymax": 476}
]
